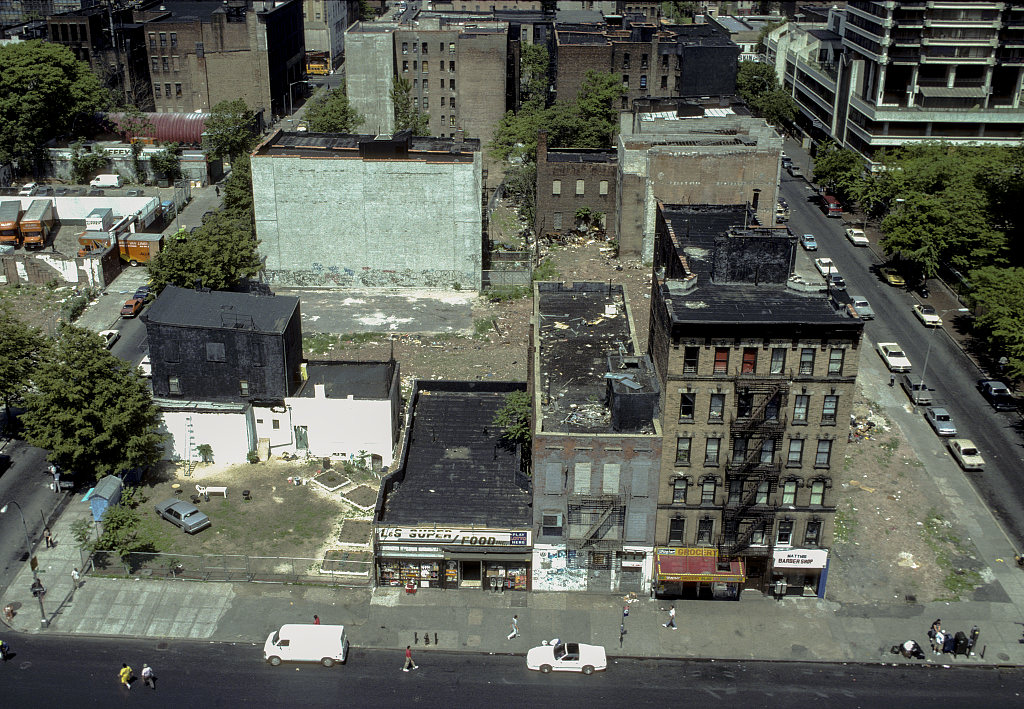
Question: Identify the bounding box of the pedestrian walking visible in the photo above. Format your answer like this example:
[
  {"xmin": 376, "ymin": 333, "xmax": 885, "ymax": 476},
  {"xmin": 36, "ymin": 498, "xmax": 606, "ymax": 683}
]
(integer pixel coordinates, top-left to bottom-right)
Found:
[
  {"xmin": 141, "ymin": 663, "xmax": 156, "ymax": 689},
  {"xmin": 889, "ymin": 373, "xmax": 895, "ymax": 387},
  {"xmin": 71, "ymin": 567, "xmax": 81, "ymax": 594},
  {"xmin": 402, "ymin": 646, "xmax": 418, "ymax": 672},
  {"xmin": 215, "ymin": 186, "xmax": 220, "ymax": 197},
  {"xmin": 313, "ymin": 615, "xmax": 320, "ymax": 625},
  {"xmin": 0, "ymin": 638, "xmax": 10, "ymax": 661},
  {"xmin": 119, "ymin": 663, "xmax": 133, "ymax": 689},
  {"xmin": 43, "ymin": 527, "xmax": 54, "ymax": 549},
  {"xmin": 662, "ymin": 605, "xmax": 677, "ymax": 629},
  {"xmin": 507, "ymin": 614, "xmax": 519, "ymax": 640}
]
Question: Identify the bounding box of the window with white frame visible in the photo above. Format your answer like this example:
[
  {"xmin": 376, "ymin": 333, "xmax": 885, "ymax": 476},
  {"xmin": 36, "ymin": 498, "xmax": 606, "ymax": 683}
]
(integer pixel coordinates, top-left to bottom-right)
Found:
[
  {"xmin": 787, "ymin": 439, "xmax": 803, "ymax": 465},
  {"xmin": 782, "ymin": 480, "xmax": 797, "ymax": 505},
  {"xmin": 810, "ymin": 480, "xmax": 825, "ymax": 506},
  {"xmin": 776, "ymin": 520, "xmax": 794, "ymax": 546}
]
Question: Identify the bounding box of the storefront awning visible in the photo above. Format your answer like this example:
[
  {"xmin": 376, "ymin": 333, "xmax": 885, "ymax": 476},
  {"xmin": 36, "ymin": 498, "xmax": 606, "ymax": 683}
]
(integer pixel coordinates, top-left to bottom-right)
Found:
[
  {"xmin": 655, "ymin": 547, "xmax": 745, "ymax": 583},
  {"xmin": 443, "ymin": 549, "xmax": 532, "ymax": 561}
]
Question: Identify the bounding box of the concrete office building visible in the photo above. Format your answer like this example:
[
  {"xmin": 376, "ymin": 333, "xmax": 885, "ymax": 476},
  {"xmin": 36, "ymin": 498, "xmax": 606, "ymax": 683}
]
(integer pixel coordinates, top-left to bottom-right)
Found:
[
  {"xmin": 530, "ymin": 281, "xmax": 662, "ymax": 593},
  {"xmin": 302, "ymin": 0, "xmax": 357, "ymax": 70},
  {"xmin": 766, "ymin": 2, "xmax": 1024, "ymax": 160},
  {"xmin": 648, "ymin": 204, "xmax": 864, "ymax": 599},
  {"xmin": 251, "ymin": 130, "xmax": 483, "ymax": 290},
  {"xmin": 616, "ymin": 101, "xmax": 782, "ymax": 262}
]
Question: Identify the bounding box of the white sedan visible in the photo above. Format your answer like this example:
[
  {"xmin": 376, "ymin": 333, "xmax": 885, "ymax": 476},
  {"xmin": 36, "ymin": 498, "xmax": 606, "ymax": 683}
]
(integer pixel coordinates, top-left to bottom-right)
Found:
[
  {"xmin": 98, "ymin": 329, "xmax": 120, "ymax": 349},
  {"xmin": 845, "ymin": 228, "xmax": 869, "ymax": 246},
  {"xmin": 948, "ymin": 438, "xmax": 984, "ymax": 471},
  {"xmin": 913, "ymin": 304, "xmax": 942, "ymax": 327},
  {"xmin": 877, "ymin": 342, "xmax": 912, "ymax": 372},
  {"xmin": 526, "ymin": 642, "xmax": 607, "ymax": 674}
]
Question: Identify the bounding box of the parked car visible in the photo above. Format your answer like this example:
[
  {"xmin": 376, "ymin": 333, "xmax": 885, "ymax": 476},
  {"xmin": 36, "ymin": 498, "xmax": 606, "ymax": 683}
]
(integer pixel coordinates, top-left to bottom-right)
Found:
[
  {"xmin": 781, "ymin": 153, "xmax": 792, "ymax": 169},
  {"xmin": 947, "ymin": 439, "xmax": 984, "ymax": 471},
  {"xmin": 845, "ymin": 228, "xmax": 868, "ymax": 246},
  {"xmin": 54, "ymin": 187, "xmax": 69, "ymax": 196},
  {"xmin": 900, "ymin": 374, "xmax": 934, "ymax": 405},
  {"xmin": 126, "ymin": 188, "xmax": 144, "ymax": 197},
  {"xmin": 155, "ymin": 498, "xmax": 211, "ymax": 533},
  {"xmin": 879, "ymin": 266, "xmax": 906, "ymax": 287},
  {"xmin": 878, "ymin": 342, "xmax": 912, "ymax": 372},
  {"xmin": 134, "ymin": 285, "xmax": 151, "ymax": 301},
  {"xmin": 18, "ymin": 182, "xmax": 37, "ymax": 196},
  {"xmin": 800, "ymin": 233, "xmax": 817, "ymax": 251},
  {"xmin": 913, "ymin": 304, "xmax": 942, "ymax": 327},
  {"xmin": 87, "ymin": 188, "xmax": 104, "ymax": 196},
  {"xmin": 788, "ymin": 164, "xmax": 803, "ymax": 179},
  {"xmin": 977, "ymin": 380, "xmax": 1016, "ymax": 411},
  {"xmin": 849, "ymin": 296, "xmax": 874, "ymax": 320},
  {"xmin": 526, "ymin": 642, "xmax": 607, "ymax": 674},
  {"xmin": 36, "ymin": 186, "xmax": 54, "ymax": 196},
  {"xmin": 98, "ymin": 329, "xmax": 120, "ymax": 349},
  {"xmin": 827, "ymin": 272, "xmax": 847, "ymax": 290},
  {"xmin": 924, "ymin": 407, "xmax": 957, "ymax": 437},
  {"xmin": 815, "ymin": 257, "xmax": 836, "ymax": 277},
  {"xmin": 120, "ymin": 298, "xmax": 143, "ymax": 318}
]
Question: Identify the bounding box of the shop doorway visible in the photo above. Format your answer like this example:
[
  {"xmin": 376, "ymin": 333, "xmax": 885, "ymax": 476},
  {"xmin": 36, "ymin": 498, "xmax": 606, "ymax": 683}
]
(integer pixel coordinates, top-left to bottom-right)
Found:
[{"xmin": 460, "ymin": 560, "xmax": 482, "ymax": 588}]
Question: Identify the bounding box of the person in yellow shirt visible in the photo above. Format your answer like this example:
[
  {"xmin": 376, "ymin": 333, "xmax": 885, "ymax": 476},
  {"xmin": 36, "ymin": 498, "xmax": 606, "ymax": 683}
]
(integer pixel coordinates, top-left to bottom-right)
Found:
[{"xmin": 119, "ymin": 663, "xmax": 133, "ymax": 689}]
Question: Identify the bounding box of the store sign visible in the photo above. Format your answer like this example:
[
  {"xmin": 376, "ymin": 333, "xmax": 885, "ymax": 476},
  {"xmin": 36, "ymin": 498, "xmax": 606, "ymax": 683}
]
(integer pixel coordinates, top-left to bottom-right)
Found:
[
  {"xmin": 378, "ymin": 527, "xmax": 531, "ymax": 547},
  {"xmin": 773, "ymin": 548, "xmax": 829, "ymax": 569}
]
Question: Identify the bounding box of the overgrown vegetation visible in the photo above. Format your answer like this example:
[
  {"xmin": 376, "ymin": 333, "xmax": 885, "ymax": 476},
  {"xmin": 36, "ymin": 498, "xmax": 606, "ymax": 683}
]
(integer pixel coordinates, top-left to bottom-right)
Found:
[
  {"xmin": 203, "ymin": 98, "xmax": 259, "ymax": 164},
  {"xmin": 532, "ymin": 258, "xmax": 560, "ymax": 282},
  {"xmin": 921, "ymin": 510, "xmax": 983, "ymax": 599},
  {"xmin": 305, "ymin": 87, "xmax": 364, "ymax": 133},
  {"xmin": 391, "ymin": 76, "xmax": 429, "ymax": 135},
  {"xmin": 736, "ymin": 60, "xmax": 798, "ymax": 127},
  {"xmin": 69, "ymin": 140, "xmax": 109, "ymax": 184},
  {"xmin": 493, "ymin": 390, "xmax": 531, "ymax": 445},
  {"xmin": 150, "ymin": 142, "xmax": 183, "ymax": 182}
]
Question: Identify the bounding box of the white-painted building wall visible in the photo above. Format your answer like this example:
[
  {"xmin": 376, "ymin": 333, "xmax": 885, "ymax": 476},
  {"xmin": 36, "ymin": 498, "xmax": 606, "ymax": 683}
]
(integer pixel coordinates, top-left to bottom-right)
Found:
[{"xmin": 158, "ymin": 405, "xmax": 255, "ymax": 465}]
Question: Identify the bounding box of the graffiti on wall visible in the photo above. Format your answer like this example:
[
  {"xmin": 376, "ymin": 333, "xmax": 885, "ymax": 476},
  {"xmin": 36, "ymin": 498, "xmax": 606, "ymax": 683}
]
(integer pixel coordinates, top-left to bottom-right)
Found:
[{"xmin": 265, "ymin": 266, "xmax": 478, "ymax": 290}]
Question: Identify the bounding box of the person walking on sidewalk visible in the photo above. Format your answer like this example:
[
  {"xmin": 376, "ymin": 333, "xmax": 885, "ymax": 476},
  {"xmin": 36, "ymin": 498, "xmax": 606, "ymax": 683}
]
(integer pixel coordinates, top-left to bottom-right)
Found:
[
  {"xmin": 141, "ymin": 663, "xmax": 156, "ymax": 689},
  {"xmin": 43, "ymin": 527, "xmax": 54, "ymax": 549},
  {"xmin": 402, "ymin": 646, "xmax": 418, "ymax": 672},
  {"xmin": 662, "ymin": 606, "xmax": 677, "ymax": 629},
  {"xmin": 70, "ymin": 567, "xmax": 80, "ymax": 595},
  {"xmin": 119, "ymin": 663, "xmax": 133, "ymax": 689},
  {"xmin": 507, "ymin": 614, "xmax": 519, "ymax": 640},
  {"xmin": 313, "ymin": 615, "xmax": 320, "ymax": 625}
]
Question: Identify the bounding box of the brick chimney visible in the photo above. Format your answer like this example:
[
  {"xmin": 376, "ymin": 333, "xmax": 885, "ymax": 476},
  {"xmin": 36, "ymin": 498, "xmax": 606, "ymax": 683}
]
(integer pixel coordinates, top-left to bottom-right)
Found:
[{"xmin": 537, "ymin": 129, "xmax": 548, "ymax": 162}]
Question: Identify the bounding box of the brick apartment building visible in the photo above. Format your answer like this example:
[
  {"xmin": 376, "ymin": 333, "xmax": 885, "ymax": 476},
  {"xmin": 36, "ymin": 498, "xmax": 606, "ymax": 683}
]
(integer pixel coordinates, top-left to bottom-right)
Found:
[
  {"xmin": 534, "ymin": 130, "xmax": 617, "ymax": 241},
  {"xmin": 553, "ymin": 17, "xmax": 739, "ymax": 110},
  {"xmin": 302, "ymin": 0, "xmax": 358, "ymax": 71},
  {"xmin": 136, "ymin": 0, "xmax": 304, "ymax": 118},
  {"xmin": 647, "ymin": 204, "xmax": 864, "ymax": 599}
]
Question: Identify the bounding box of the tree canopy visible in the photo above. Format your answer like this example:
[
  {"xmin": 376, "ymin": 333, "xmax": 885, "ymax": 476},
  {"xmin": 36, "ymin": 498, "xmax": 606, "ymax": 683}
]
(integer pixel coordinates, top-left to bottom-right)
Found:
[
  {"xmin": 519, "ymin": 43, "xmax": 550, "ymax": 109},
  {"xmin": 970, "ymin": 266, "xmax": 1024, "ymax": 381},
  {"xmin": 0, "ymin": 305, "xmax": 46, "ymax": 429},
  {"xmin": 221, "ymin": 153, "xmax": 254, "ymax": 217},
  {"xmin": 812, "ymin": 141, "xmax": 865, "ymax": 204},
  {"xmin": 21, "ymin": 325, "xmax": 163, "ymax": 481},
  {"xmin": 203, "ymin": 98, "xmax": 259, "ymax": 163},
  {"xmin": 0, "ymin": 40, "xmax": 110, "ymax": 165},
  {"xmin": 390, "ymin": 76, "xmax": 429, "ymax": 135},
  {"xmin": 148, "ymin": 210, "xmax": 262, "ymax": 293},
  {"xmin": 305, "ymin": 87, "xmax": 364, "ymax": 133},
  {"xmin": 736, "ymin": 61, "xmax": 797, "ymax": 127}
]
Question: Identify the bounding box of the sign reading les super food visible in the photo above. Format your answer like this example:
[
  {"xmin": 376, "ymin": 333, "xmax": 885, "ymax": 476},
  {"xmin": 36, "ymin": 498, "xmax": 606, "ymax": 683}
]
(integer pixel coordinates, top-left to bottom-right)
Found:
[{"xmin": 378, "ymin": 527, "xmax": 531, "ymax": 546}]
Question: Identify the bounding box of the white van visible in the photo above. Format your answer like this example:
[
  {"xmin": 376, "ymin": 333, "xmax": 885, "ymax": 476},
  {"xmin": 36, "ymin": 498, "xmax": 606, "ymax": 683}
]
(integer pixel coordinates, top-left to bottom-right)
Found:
[
  {"xmin": 90, "ymin": 174, "xmax": 123, "ymax": 188},
  {"xmin": 264, "ymin": 624, "xmax": 348, "ymax": 667}
]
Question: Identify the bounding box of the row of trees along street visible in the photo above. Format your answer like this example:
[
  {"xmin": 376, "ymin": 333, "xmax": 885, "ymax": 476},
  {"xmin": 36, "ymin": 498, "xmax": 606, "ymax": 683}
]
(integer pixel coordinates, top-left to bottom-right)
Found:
[{"xmin": 812, "ymin": 140, "xmax": 1024, "ymax": 381}]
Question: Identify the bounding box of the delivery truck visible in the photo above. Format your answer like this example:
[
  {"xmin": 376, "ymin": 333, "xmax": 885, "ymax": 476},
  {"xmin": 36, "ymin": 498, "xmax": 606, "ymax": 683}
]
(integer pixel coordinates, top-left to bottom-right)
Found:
[
  {"xmin": 90, "ymin": 174, "xmax": 123, "ymax": 188},
  {"xmin": 120, "ymin": 233, "xmax": 163, "ymax": 265},
  {"xmin": 0, "ymin": 200, "xmax": 23, "ymax": 248},
  {"xmin": 19, "ymin": 199, "xmax": 55, "ymax": 250},
  {"xmin": 264, "ymin": 624, "xmax": 348, "ymax": 667}
]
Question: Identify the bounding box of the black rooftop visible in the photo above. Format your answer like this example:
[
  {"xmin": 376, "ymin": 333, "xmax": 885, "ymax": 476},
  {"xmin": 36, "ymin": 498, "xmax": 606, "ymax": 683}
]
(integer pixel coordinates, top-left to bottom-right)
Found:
[
  {"xmin": 297, "ymin": 361, "xmax": 395, "ymax": 399},
  {"xmin": 150, "ymin": 1, "xmax": 231, "ymax": 23},
  {"xmin": 256, "ymin": 131, "xmax": 480, "ymax": 158},
  {"xmin": 536, "ymin": 282, "xmax": 657, "ymax": 435},
  {"xmin": 658, "ymin": 205, "xmax": 857, "ymax": 327},
  {"xmin": 546, "ymin": 148, "xmax": 617, "ymax": 164},
  {"xmin": 380, "ymin": 385, "xmax": 531, "ymax": 527},
  {"xmin": 144, "ymin": 285, "xmax": 298, "ymax": 333}
]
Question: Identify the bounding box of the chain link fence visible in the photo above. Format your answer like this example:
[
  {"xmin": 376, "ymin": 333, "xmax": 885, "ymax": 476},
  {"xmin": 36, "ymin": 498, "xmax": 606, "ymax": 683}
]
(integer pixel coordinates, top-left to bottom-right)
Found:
[{"xmin": 91, "ymin": 550, "xmax": 373, "ymax": 587}]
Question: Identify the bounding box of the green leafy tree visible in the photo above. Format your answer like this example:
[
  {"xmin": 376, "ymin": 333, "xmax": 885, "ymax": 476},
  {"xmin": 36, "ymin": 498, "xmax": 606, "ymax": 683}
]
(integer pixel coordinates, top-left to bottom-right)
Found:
[
  {"xmin": 203, "ymin": 98, "xmax": 258, "ymax": 164},
  {"xmin": 661, "ymin": 2, "xmax": 697, "ymax": 23},
  {"xmin": 305, "ymin": 87, "xmax": 364, "ymax": 133},
  {"xmin": 21, "ymin": 325, "xmax": 163, "ymax": 482},
  {"xmin": 149, "ymin": 142, "xmax": 182, "ymax": 181},
  {"xmin": 390, "ymin": 76, "xmax": 429, "ymax": 135},
  {"xmin": 970, "ymin": 266, "xmax": 1024, "ymax": 381},
  {"xmin": 69, "ymin": 140, "xmax": 109, "ymax": 184},
  {"xmin": 812, "ymin": 141, "xmax": 865, "ymax": 202},
  {"xmin": 0, "ymin": 40, "xmax": 110, "ymax": 165},
  {"xmin": 358, "ymin": 0, "xmax": 374, "ymax": 20},
  {"xmin": 117, "ymin": 105, "xmax": 155, "ymax": 184},
  {"xmin": 736, "ymin": 61, "xmax": 797, "ymax": 126},
  {"xmin": 0, "ymin": 305, "xmax": 46, "ymax": 428},
  {"xmin": 147, "ymin": 210, "xmax": 261, "ymax": 293},
  {"xmin": 222, "ymin": 153, "xmax": 254, "ymax": 218},
  {"xmin": 95, "ymin": 488, "xmax": 156, "ymax": 571},
  {"xmin": 493, "ymin": 390, "xmax": 531, "ymax": 445},
  {"xmin": 520, "ymin": 43, "xmax": 550, "ymax": 109},
  {"xmin": 504, "ymin": 161, "xmax": 537, "ymax": 227}
]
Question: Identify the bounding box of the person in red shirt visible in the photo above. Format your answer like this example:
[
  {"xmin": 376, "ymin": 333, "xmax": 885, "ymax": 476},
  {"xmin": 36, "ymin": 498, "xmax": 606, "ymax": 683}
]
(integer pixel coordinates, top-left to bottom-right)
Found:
[{"xmin": 403, "ymin": 646, "xmax": 418, "ymax": 671}]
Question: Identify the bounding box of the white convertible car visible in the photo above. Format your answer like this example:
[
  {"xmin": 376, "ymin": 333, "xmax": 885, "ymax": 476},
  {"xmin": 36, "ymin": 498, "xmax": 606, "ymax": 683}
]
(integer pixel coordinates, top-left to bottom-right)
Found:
[{"xmin": 526, "ymin": 642, "xmax": 607, "ymax": 674}]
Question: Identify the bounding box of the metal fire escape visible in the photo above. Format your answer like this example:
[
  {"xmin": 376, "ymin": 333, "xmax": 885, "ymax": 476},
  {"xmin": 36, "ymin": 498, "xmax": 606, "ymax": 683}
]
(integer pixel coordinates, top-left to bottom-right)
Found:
[
  {"xmin": 567, "ymin": 495, "xmax": 625, "ymax": 551},
  {"xmin": 720, "ymin": 382, "xmax": 787, "ymax": 557}
]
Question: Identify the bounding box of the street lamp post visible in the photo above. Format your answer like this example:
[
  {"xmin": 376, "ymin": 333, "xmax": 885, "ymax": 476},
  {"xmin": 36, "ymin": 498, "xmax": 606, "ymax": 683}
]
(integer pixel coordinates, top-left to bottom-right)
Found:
[
  {"xmin": 1, "ymin": 501, "xmax": 48, "ymax": 628},
  {"xmin": 287, "ymin": 80, "xmax": 310, "ymax": 118},
  {"xmin": 918, "ymin": 307, "xmax": 971, "ymax": 395}
]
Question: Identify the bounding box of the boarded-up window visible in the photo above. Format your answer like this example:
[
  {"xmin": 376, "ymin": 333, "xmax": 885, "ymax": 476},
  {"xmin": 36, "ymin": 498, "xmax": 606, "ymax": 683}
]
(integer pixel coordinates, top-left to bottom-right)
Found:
[
  {"xmin": 631, "ymin": 462, "xmax": 650, "ymax": 496},
  {"xmin": 544, "ymin": 462, "xmax": 562, "ymax": 494},
  {"xmin": 552, "ymin": 179, "xmax": 561, "ymax": 195},
  {"xmin": 552, "ymin": 212, "xmax": 562, "ymax": 230},
  {"xmin": 625, "ymin": 512, "xmax": 646, "ymax": 541},
  {"xmin": 599, "ymin": 180, "xmax": 608, "ymax": 195},
  {"xmin": 573, "ymin": 462, "xmax": 591, "ymax": 493},
  {"xmin": 602, "ymin": 463, "xmax": 620, "ymax": 493}
]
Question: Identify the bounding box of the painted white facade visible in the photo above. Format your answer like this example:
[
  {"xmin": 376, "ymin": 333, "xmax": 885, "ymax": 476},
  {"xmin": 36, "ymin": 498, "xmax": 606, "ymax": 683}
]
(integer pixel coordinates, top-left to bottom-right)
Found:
[{"xmin": 157, "ymin": 402, "xmax": 255, "ymax": 465}]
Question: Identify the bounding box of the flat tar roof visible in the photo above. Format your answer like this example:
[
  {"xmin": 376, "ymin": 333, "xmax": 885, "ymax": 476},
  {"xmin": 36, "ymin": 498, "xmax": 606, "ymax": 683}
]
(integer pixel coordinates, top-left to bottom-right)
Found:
[
  {"xmin": 297, "ymin": 361, "xmax": 395, "ymax": 399},
  {"xmin": 145, "ymin": 285, "xmax": 298, "ymax": 334}
]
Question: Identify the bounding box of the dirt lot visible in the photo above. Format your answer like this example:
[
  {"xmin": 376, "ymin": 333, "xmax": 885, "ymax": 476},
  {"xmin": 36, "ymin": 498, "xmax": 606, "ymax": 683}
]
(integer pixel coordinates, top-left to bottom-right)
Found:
[
  {"xmin": 0, "ymin": 282, "xmax": 81, "ymax": 335},
  {"xmin": 826, "ymin": 395, "xmax": 984, "ymax": 603},
  {"xmin": 133, "ymin": 459, "xmax": 378, "ymax": 563}
]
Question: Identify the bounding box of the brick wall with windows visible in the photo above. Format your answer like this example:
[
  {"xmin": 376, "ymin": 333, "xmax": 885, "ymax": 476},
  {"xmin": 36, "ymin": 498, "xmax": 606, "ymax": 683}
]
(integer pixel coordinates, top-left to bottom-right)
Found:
[{"xmin": 534, "ymin": 131, "xmax": 618, "ymax": 241}]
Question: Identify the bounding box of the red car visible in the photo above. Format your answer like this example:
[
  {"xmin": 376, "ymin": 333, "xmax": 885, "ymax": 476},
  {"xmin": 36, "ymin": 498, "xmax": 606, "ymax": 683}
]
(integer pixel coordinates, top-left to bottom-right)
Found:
[{"xmin": 120, "ymin": 298, "xmax": 143, "ymax": 318}]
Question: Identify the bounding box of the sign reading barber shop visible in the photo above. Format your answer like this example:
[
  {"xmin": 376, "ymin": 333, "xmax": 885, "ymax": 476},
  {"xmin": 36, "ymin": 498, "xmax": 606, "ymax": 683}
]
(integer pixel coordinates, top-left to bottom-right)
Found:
[{"xmin": 772, "ymin": 548, "xmax": 829, "ymax": 569}]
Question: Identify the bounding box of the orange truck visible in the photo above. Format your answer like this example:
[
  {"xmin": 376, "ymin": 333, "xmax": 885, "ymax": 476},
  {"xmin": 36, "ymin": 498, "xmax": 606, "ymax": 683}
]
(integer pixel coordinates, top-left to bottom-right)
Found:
[
  {"xmin": 77, "ymin": 231, "xmax": 163, "ymax": 265},
  {"xmin": 19, "ymin": 199, "xmax": 55, "ymax": 250},
  {"xmin": 0, "ymin": 200, "xmax": 23, "ymax": 248}
]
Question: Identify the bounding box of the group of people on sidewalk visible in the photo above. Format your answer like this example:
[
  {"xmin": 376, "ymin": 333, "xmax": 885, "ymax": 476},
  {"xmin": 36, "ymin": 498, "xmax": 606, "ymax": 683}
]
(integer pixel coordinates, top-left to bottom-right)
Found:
[{"xmin": 895, "ymin": 619, "xmax": 978, "ymax": 660}]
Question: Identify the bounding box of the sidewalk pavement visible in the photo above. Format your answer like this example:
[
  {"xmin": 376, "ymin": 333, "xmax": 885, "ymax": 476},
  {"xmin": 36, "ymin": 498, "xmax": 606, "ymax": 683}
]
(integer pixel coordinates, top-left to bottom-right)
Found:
[{"xmin": 3, "ymin": 467, "xmax": 1024, "ymax": 666}]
